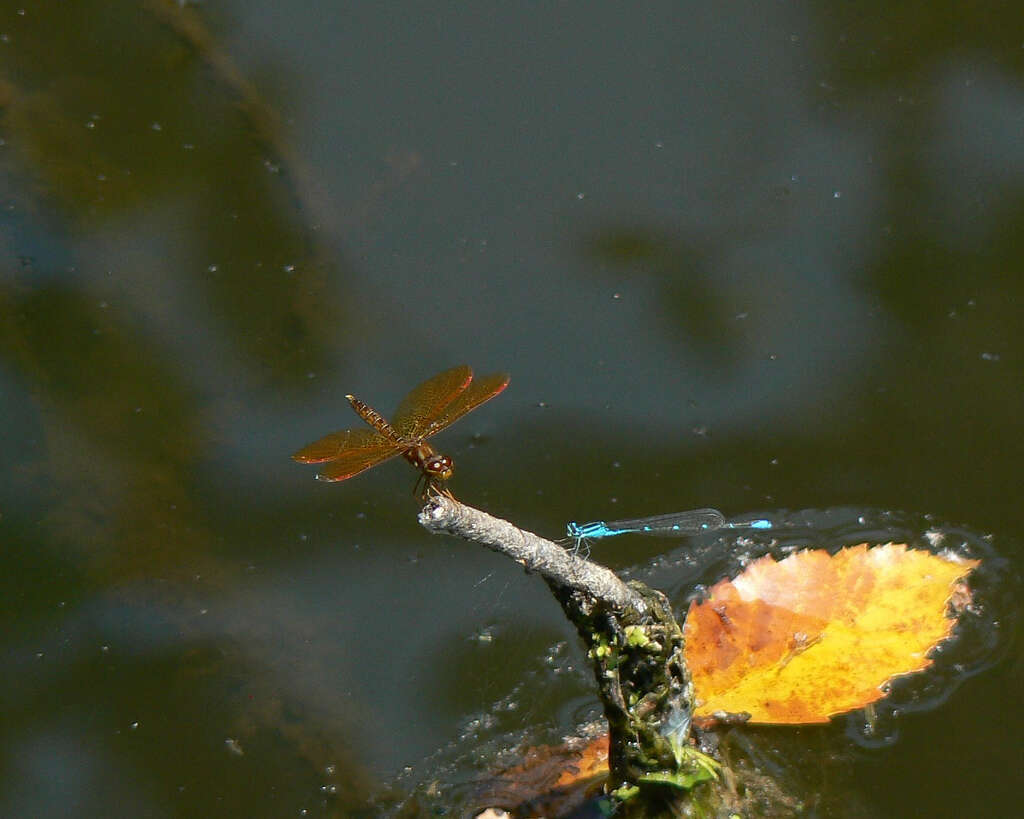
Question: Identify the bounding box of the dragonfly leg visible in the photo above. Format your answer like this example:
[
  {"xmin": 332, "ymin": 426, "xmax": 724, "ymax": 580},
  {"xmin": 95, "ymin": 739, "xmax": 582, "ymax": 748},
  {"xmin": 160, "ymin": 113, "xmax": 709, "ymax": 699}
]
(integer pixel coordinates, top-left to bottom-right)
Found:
[{"xmin": 422, "ymin": 477, "xmax": 456, "ymax": 501}]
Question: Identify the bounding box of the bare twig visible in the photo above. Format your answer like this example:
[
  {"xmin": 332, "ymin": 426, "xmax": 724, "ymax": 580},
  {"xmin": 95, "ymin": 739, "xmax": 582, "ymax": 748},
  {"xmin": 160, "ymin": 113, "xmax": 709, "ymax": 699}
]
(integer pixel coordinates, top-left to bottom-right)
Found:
[{"xmin": 418, "ymin": 494, "xmax": 644, "ymax": 613}]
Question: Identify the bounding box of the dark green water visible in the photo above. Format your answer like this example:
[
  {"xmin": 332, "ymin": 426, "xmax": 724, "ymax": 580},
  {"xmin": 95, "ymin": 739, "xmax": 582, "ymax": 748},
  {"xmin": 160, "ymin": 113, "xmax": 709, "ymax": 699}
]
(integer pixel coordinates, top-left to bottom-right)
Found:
[{"xmin": 2, "ymin": 2, "xmax": 1021, "ymax": 816}]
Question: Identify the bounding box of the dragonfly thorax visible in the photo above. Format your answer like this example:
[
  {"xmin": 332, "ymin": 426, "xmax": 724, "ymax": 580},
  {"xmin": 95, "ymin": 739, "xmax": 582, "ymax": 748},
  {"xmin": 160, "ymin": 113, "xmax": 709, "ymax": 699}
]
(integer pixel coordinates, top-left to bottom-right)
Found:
[{"xmin": 403, "ymin": 443, "xmax": 454, "ymax": 480}]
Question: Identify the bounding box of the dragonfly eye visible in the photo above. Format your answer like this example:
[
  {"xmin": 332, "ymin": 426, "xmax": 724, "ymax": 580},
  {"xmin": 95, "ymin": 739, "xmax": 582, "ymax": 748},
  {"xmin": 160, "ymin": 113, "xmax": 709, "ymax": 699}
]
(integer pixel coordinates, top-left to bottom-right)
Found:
[{"xmin": 424, "ymin": 454, "xmax": 454, "ymax": 480}]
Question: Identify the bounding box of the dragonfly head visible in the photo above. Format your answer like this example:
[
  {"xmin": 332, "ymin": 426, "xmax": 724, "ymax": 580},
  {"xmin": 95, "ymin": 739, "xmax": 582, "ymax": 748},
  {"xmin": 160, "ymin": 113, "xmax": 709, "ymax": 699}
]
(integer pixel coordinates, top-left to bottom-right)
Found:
[
  {"xmin": 422, "ymin": 453, "xmax": 454, "ymax": 481},
  {"xmin": 404, "ymin": 444, "xmax": 454, "ymax": 481}
]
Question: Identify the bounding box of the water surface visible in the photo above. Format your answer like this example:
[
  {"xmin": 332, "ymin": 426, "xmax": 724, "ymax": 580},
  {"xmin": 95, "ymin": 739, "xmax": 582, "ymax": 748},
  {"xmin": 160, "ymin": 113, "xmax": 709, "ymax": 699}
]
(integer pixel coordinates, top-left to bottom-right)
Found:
[{"xmin": 2, "ymin": 2, "xmax": 1022, "ymax": 815}]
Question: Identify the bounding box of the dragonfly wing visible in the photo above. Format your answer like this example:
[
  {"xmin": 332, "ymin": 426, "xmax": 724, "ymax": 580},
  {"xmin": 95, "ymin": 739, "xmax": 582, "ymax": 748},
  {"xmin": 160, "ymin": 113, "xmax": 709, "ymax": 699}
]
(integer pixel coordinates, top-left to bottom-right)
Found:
[
  {"xmin": 291, "ymin": 427, "xmax": 388, "ymax": 463},
  {"xmin": 426, "ymin": 371, "xmax": 510, "ymax": 434},
  {"xmin": 390, "ymin": 365, "xmax": 473, "ymax": 437},
  {"xmin": 315, "ymin": 446, "xmax": 404, "ymax": 481}
]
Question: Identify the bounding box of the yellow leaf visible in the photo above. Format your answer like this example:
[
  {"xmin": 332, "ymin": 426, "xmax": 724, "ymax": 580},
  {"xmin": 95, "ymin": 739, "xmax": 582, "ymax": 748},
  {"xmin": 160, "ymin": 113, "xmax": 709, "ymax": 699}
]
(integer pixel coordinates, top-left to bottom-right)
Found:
[{"xmin": 684, "ymin": 543, "xmax": 979, "ymax": 724}]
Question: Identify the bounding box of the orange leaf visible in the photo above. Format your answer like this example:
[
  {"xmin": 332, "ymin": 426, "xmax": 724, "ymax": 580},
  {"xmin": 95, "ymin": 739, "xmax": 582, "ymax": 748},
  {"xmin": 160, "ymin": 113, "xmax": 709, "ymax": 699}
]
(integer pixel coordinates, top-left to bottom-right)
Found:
[
  {"xmin": 684, "ymin": 543, "xmax": 979, "ymax": 725},
  {"xmin": 552, "ymin": 733, "xmax": 609, "ymax": 788},
  {"xmin": 472, "ymin": 732, "xmax": 609, "ymax": 816}
]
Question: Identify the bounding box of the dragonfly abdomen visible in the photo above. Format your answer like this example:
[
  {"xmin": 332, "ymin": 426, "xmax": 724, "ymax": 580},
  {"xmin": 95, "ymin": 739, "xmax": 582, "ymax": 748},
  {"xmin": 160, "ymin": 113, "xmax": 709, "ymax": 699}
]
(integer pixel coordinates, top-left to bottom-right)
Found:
[{"xmin": 346, "ymin": 394, "xmax": 406, "ymax": 443}]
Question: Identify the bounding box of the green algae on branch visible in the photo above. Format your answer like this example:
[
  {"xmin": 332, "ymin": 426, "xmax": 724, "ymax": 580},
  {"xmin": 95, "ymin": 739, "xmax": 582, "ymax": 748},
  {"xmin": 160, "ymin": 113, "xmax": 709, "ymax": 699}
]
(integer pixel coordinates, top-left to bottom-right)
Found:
[{"xmin": 548, "ymin": 578, "xmax": 705, "ymax": 797}]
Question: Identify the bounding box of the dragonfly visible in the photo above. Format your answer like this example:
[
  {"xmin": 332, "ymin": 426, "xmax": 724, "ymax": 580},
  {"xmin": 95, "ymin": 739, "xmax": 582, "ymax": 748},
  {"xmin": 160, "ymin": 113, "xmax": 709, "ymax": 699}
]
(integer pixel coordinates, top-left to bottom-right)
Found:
[
  {"xmin": 292, "ymin": 365, "xmax": 510, "ymax": 494},
  {"xmin": 565, "ymin": 507, "xmax": 772, "ymax": 552}
]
